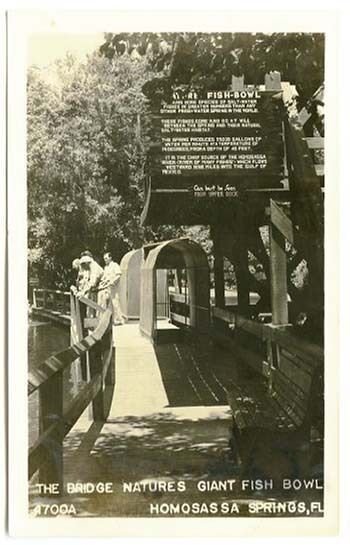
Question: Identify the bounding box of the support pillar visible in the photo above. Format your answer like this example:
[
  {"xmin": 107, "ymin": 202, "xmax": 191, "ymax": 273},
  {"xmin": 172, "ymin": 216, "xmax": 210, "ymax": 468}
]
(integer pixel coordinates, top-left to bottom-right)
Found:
[
  {"xmin": 211, "ymin": 226, "xmax": 225, "ymax": 309},
  {"xmin": 269, "ymin": 222, "xmax": 288, "ymax": 325}
]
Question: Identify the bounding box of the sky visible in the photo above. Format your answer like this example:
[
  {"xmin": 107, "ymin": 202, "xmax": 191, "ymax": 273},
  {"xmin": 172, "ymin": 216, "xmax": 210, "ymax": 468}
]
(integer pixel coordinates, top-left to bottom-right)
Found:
[{"xmin": 28, "ymin": 33, "xmax": 105, "ymax": 67}]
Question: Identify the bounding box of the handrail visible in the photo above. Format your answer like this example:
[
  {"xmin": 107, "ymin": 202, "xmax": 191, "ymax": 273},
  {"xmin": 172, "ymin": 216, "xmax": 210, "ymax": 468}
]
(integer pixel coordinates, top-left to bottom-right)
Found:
[
  {"xmin": 169, "ymin": 292, "xmax": 323, "ymax": 368},
  {"xmin": 28, "ymin": 307, "xmax": 112, "ymax": 394},
  {"xmin": 33, "ymin": 289, "xmax": 104, "ymax": 311},
  {"xmin": 33, "ymin": 288, "xmax": 70, "ymax": 296},
  {"xmin": 78, "ymin": 294, "xmax": 105, "ymax": 313},
  {"xmin": 28, "ymin": 295, "xmax": 115, "ymax": 487},
  {"xmin": 212, "ymin": 307, "xmax": 323, "ymax": 366}
]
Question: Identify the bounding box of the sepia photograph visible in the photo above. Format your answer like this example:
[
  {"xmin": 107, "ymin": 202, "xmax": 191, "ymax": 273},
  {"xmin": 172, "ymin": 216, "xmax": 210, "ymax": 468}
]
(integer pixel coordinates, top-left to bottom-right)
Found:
[{"xmin": 6, "ymin": 9, "xmax": 339, "ymax": 538}]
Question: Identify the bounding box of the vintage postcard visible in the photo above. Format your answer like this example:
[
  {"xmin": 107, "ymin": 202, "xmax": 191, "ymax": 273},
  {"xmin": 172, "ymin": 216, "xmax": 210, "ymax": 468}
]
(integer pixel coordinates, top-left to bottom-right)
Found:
[{"xmin": 7, "ymin": 10, "xmax": 338, "ymax": 537}]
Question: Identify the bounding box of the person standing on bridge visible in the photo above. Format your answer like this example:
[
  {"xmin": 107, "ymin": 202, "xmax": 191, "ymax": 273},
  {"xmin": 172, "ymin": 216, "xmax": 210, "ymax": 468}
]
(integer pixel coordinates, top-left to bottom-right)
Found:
[
  {"xmin": 77, "ymin": 253, "xmax": 104, "ymax": 317},
  {"xmin": 99, "ymin": 252, "xmax": 124, "ymax": 326},
  {"xmin": 70, "ymin": 258, "xmax": 84, "ymax": 296}
]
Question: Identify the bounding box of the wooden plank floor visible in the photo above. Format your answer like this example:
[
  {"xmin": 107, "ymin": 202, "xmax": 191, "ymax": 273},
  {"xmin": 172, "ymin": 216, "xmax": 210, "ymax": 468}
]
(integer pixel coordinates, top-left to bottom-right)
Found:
[
  {"xmin": 29, "ymin": 323, "xmax": 324, "ymax": 517},
  {"xmin": 30, "ymin": 323, "xmax": 245, "ymax": 516},
  {"xmin": 110, "ymin": 324, "xmax": 169, "ymax": 416}
]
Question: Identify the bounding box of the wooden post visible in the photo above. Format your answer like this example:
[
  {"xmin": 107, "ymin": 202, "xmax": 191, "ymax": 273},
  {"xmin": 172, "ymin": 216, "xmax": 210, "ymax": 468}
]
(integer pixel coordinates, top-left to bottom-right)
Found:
[
  {"xmin": 103, "ymin": 326, "xmax": 115, "ymax": 418},
  {"xmin": 235, "ymin": 238, "xmax": 250, "ymax": 317},
  {"xmin": 175, "ymin": 269, "xmax": 182, "ymax": 294},
  {"xmin": 42, "ymin": 289, "xmax": 47, "ymax": 309},
  {"xmin": 79, "ymin": 298, "xmax": 88, "ymax": 381},
  {"xmin": 211, "ymin": 226, "xmax": 225, "ymax": 309},
  {"xmin": 269, "ymin": 221, "xmax": 288, "ymax": 325},
  {"xmin": 70, "ymin": 293, "xmax": 84, "ymax": 384},
  {"xmin": 39, "ymin": 372, "xmax": 63, "ymax": 491},
  {"xmin": 33, "ymin": 289, "xmax": 37, "ymax": 308},
  {"xmin": 89, "ymin": 341, "xmax": 105, "ymax": 421},
  {"xmin": 233, "ymin": 207, "xmax": 250, "ymax": 317},
  {"xmin": 104, "ymin": 328, "xmax": 115, "ymax": 387},
  {"xmin": 231, "ymin": 75, "xmax": 244, "ymax": 91},
  {"xmin": 214, "ymin": 250, "xmax": 225, "ymax": 309},
  {"xmin": 265, "ymin": 71, "xmax": 282, "ymax": 90}
]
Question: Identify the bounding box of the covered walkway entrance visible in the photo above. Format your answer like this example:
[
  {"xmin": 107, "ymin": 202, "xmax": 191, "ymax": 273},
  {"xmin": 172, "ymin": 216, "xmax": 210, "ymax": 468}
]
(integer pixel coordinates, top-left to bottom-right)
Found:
[{"xmin": 140, "ymin": 238, "xmax": 210, "ymax": 343}]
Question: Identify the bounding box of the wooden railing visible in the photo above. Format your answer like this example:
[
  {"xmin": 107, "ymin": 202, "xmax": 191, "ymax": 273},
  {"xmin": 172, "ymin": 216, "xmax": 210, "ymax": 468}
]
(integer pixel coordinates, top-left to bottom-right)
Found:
[
  {"xmin": 169, "ymin": 293, "xmax": 323, "ymax": 383},
  {"xmin": 28, "ymin": 294, "xmax": 114, "ymax": 489},
  {"xmin": 169, "ymin": 292, "xmax": 190, "ymax": 325},
  {"xmin": 33, "ymin": 288, "xmax": 71, "ymax": 317},
  {"xmin": 212, "ymin": 306, "xmax": 323, "ymax": 384},
  {"xmin": 304, "ymin": 136, "xmax": 324, "ymax": 179}
]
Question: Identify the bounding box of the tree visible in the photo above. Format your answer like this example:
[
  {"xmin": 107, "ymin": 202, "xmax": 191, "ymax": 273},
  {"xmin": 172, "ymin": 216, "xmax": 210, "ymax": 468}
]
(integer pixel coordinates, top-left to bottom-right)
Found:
[
  {"xmin": 100, "ymin": 32, "xmax": 324, "ymax": 106},
  {"xmin": 28, "ymin": 52, "xmax": 155, "ymax": 288},
  {"xmin": 100, "ymin": 31, "xmax": 324, "ymax": 325}
]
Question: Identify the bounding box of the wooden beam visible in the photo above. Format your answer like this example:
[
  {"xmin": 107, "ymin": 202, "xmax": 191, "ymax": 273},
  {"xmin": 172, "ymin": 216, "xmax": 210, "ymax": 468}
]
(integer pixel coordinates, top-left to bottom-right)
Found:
[
  {"xmin": 38, "ymin": 372, "xmax": 63, "ymax": 490},
  {"xmin": 298, "ymin": 107, "xmax": 312, "ymax": 127},
  {"xmin": 270, "ymin": 199, "xmax": 294, "ymax": 244},
  {"xmin": 315, "ymin": 165, "xmax": 324, "ymax": 176},
  {"xmin": 84, "ymin": 318, "xmax": 99, "ymax": 329},
  {"xmin": 89, "ymin": 342, "xmax": 106, "ymax": 421},
  {"xmin": 170, "ymin": 312, "xmax": 189, "ymax": 325},
  {"xmin": 235, "ymin": 237, "xmax": 250, "ymax": 317},
  {"xmin": 305, "ymin": 137, "xmax": 324, "ymax": 149},
  {"xmin": 213, "ymin": 310, "xmax": 323, "ymax": 365},
  {"xmin": 211, "ymin": 226, "xmax": 225, "ymax": 309},
  {"xmin": 212, "ymin": 306, "xmax": 236, "ymax": 325},
  {"xmin": 219, "ymin": 223, "xmax": 250, "ymax": 317},
  {"xmin": 78, "ymin": 295, "xmax": 105, "ymax": 314},
  {"xmin": 29, "ymin": 374, "xmax": 102, "ymax": 479},
  {"xmin": 269, "ymin": 218, "xmax": 289, "ymax": 326},
  {"xmin": 231, "ymin": 75, "xmax": 244, "ymax": 90},
  {"xmin": 170, "ymin": 292, "xmax": 186, "ymax": 304},
  {"xmin": 265, "ymin": 71, "xmax": 282, "ymax": 90}
]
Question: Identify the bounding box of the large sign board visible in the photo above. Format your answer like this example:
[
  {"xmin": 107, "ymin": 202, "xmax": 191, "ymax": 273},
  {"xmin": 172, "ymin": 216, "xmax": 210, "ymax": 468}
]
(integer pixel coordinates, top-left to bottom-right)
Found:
[{"xmin": 149, "ymin": 88, "xmax": 284, "ymax": 196}]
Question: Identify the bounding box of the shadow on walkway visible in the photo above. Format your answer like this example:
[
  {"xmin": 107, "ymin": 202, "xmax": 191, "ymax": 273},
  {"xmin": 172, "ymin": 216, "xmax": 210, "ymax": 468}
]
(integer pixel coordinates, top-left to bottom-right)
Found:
[
  {"xmin": 59, "ymin": 407, "xmax": 235, "ymax": 516},
  {"xmin": 154, "ymin": 335, "xmax": 240, "ymax": 407}
]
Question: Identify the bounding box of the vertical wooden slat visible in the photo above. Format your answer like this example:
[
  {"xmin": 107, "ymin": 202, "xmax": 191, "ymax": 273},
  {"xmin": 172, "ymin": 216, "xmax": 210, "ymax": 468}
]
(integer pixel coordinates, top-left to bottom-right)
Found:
[
  {"xmin": 234, "ymin": 207, "xmax": 250, "ymax": 317},
  {"xmin": 78, "ymin": 298, "xmax": 89, "ymax": 381},
  {"xmin": 89, "ymin": 341, "xmax": 105, "ymax": 421},
  {"xmin": 175, "ymin": 269, "xmax": 182, "ymax": 294},
  {"xmin": 39, "ymin": 372, "xmax": 63, "ymax": 491},
  {"xmin": 265, "ymin": 71, "xmax": 282, "ymax": 90},
  {"xmin": 211, "ymin": 226, "xmax": 225, "ymax": 309},
  {"xmin": 235, "ymin": 239, "xmax": 250, "ymax": 317},
  {"xmin": 70, "ymin": 294, "xmax": 83, "ymax": 392},
  {"xmin": 231, "ymin": 75, "xmax": 244, "ymax": 90},
  {"xmin": 284, "ymin": 119, "xmax": 324, "ymax": 316},
  {"xmin": 269, "ymin": 207, "xmax": 289, "ymax": 325},
  {"xmin": 103, "ymin": 326, "xmax": 115, "ymax": 386}
]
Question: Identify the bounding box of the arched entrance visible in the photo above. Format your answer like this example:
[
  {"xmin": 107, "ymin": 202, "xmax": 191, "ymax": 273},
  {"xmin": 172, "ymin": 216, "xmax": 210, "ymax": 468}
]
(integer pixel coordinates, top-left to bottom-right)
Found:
[{"xmin": 140, "ymin": 238, "xmax": 210, "ymax": 342}]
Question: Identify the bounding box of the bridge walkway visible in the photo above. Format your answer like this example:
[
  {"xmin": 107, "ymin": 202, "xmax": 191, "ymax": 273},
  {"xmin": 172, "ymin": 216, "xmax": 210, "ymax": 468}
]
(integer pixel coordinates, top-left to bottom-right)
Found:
[{"xmin": 30, "ymin": 323, "xmax": 244, "ymax": 516}]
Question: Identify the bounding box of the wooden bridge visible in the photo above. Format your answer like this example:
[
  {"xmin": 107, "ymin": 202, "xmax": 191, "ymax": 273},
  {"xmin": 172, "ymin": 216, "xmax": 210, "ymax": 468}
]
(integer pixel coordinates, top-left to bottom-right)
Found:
[
  {"xmin": 29, "ymin": 285, "xmax": 323, "ymax": 516},
  {"xmin": 28, "ymin": 73, "xmax": 325, "ymax": 516},
  {"xmin": 29, "ymin": 292, "xmax": 242, "ymax": 515}
]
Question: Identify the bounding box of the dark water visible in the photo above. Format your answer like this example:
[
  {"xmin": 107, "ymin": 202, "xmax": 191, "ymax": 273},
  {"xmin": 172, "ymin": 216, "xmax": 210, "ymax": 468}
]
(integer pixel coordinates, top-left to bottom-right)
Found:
[
  {"xmin": 28, "ymin": 321, "xmax": 70, "ymax": 370},
  {"xmin": 28, "ymin": 320, "xmax": 71, "ymax": 447}
]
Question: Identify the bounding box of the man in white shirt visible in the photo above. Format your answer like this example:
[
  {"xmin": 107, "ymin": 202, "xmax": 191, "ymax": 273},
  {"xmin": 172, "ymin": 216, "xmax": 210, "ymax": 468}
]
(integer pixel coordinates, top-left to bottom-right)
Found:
[{"xmin": 99, "ymin": 252, "xmax": 124, "ymax": 325}]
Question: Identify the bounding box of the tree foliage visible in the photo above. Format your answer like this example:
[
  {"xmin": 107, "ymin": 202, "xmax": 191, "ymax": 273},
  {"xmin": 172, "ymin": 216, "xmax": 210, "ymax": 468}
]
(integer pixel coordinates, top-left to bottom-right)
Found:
[
  {"xmin": 100, "ymin": 32, "xmax": 324, "ymax": 106},
  {"xmin": 28, "ymin": 53, "xmax": 155, "ymax": 288},
  {"xmin": 28, "ymin": 32, "xmax": 324, "ymax": 290}
]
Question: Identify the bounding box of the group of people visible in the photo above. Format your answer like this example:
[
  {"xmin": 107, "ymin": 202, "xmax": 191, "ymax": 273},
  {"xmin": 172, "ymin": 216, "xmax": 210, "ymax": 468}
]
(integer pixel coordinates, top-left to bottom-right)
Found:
[{"xmin": 71, "ymin": 250, "xmax": 124, "ymax": 326}]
